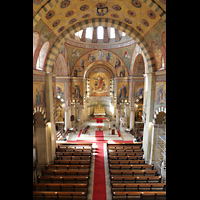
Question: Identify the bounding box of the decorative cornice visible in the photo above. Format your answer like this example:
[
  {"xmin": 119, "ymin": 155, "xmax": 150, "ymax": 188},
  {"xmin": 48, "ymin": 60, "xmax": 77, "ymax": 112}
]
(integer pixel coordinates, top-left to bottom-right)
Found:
[{"xmin": 65, "ymin": 38, "xmax": 135, "ymax": 50}]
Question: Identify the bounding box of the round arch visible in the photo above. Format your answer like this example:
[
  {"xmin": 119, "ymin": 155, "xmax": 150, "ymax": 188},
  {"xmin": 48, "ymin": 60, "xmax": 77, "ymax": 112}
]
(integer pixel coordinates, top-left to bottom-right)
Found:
[
  {"xmin": 132, "ymin": 54, "xmax": 145, "ymax": 77},
  {"xmin": 44, "ymin": 18, "xmax": 156, "ymax": 74},
  {"xmin": 153, "ymin": 106, "xmax": 166, "ymax": 124},
  {"xmin": 84, "ymin": 60, "xmax": 115, "ymax": 78},
  {"xmin": 33, "ymin": 106, "xmax": 47, "ymax": 124}
]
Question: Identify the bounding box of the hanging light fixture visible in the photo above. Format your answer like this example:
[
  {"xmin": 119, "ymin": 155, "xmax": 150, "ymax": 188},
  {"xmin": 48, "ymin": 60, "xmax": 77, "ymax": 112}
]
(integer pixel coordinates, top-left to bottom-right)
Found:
[{"xmin": 96, "ymin": 0, "xmax": 108, "ymax": 16}]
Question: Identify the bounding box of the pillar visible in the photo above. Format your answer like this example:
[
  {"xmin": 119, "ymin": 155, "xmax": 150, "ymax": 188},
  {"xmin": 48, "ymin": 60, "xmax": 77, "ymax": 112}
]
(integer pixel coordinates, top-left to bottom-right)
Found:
[
  {"xmin": 116, "ymin": 107, "xmax": 120, "ymax": 128},
  {"xmin": 45, "ymin": 73, "xmax": 56, "ymax": 163},
  {"xmin": 129, "ymin": 106, "xmax": 136, "ymax": 130},
  {"xmin": 64, "ymin": 107, "xmax": 70, "ymax": 130},
  {"xmin": 35, "ymin": 123, "xmax": 50, "ymax": 176},
  {"xmin": 142, "ymin": 72, "xmax": 155, "ymax": 163},
  {"xmin": 79, "ymin": 106, "xmax": 83, "ymax": 125}
]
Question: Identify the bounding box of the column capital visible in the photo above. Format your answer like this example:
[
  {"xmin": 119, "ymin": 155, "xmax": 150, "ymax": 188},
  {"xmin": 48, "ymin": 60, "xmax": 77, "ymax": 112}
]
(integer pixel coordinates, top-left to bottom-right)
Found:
[{"xmin": 144, "ymin": 72, "xmax": 155, "ymax": 77}]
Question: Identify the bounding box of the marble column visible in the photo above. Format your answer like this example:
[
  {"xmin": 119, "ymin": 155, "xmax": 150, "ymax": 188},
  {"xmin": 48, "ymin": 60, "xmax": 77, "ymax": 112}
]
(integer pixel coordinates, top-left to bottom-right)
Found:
[
  {"xmin": 129, "ymin": 106, "xmax": 136, "ymax": 130},
  {"xmin": 64, "ymin": 107, "xmax": 70, "ymax": 130},
  {"xmin": 35, "ymin": 122, "xmax": 50, "ymax": 176},
  {"xmin": 45, "ymin": 73, "xmax": 56, "ymax": 163},
  {"xmin": 142, "ymin": 72, "xmax": 155, "ymax": 163},
  {"xmin": 116, "ymin": 106, "xmax": 120, "ymax": 128},
  {"xmin": 78, "ymin": 105, "xmax": 84, "ymax": 125}
]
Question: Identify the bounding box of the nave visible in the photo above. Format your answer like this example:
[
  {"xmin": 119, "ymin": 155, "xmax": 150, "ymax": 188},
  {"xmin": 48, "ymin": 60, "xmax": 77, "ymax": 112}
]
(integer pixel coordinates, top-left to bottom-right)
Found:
[{"xmin": 33, "ymin": 126, "xmax": 166, "ymax": 200}]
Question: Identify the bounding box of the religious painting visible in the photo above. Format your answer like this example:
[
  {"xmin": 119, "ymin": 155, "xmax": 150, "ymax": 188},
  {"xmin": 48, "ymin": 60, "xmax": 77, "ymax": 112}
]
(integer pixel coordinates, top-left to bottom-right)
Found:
[
  {"xmin": 135, "ymin": 82, "xmax": 144, "ymax": 99},
  {"xmin": 72, "ymin": 82, "xmax": 83, "ymax": 104},
  {"xmin": 155, "ymin": 82, "xmax": 166, "ymax": 109},
  {"xmin": 56, "ymin": 82, "xmax": 64, "ymax": 100},
  {"xmin": 72, "ymin": 66, "xmax": 84, "ymax": 77},
  {"xmin": 117, "ymin": 82, "xmax": 128, "ymax": 104},
  {"xmin": 33, "ymin": 82, "xmax": 46, "ymax": 108},
  {"xmin": 90, "ymin": 70, "xmax": 110, "ymax": 97},
  {"xmin": 116, "ymin": 66, "xmax": 128, "ymax": 77}
]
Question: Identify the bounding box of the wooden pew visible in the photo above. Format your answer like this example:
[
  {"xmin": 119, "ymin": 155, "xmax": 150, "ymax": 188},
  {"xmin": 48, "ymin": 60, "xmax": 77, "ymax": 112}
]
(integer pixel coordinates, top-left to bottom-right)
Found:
[
  {"xmin": 37, "ymin": 176, "xmax": 89, "ymax": 183},
  {"xmin": 54, "ymin": 160, "xmax": 91, "ymax": 165},
  {"xmin": 108, "ymin": 152, "xmax": 143, "ymax": 156},
  {"xmin": 33, "ymin": 191, "xmax": 87, "ymax": 200},
  {"xmin": 111, "ymin": 183, "xmax": 166, "ymax": 191},
  {"xmin": 108, "ymin": 146, "xmax": 141, "ymax": 150},
  {"xmin": 109, "ymin": 160, "xmax": 145, "ymax": 165},
  {"xmin": 45, "ymin": 164, "xmax": 90, "ymax": 170},
  {"xmin": 108, "ymin": 149, "xmax": 143, "ymax": 153},
  {"xmin": 110, "ymin": 169, "xmax": 157, "ymax": 176},
  {"xmin": 42, "ymin": 169, "xmax": 90, "ymax": 176},
  {"xmin": 56, "ymin": 156, "xmax": 91, "ymax": 160},
  {"xmin": 110, "ymin": 176, "xmax": 162, "ymax": 183},
  {"xmin": 108, "ymin": 155, "xmax": 143, "ymax": 160},
  {"xmin": 56, "ymin": 152, "xmax": 91, "ymax": 156},
  {"xmin": 56, "ymin": 148, "xmax": 91, "ymax": 153},
  {"xmin": 110, "ymin": 164, "xmax": 154, "ymax": 170},
  {"xmin": 57, "ymin": 145, "xmax": 92, "ymax": 150},
  {"xmin": 112, "ymin": 191, "xmax": 166, "ymax": 199},
  {"xmin": 33, "ymin": 183, "xmax": 88, "ymax": 191}
]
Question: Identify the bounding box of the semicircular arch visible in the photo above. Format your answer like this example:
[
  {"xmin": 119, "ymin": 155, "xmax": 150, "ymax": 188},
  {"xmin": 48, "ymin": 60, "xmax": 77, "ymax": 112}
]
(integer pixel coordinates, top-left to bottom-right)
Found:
[{"xmin": 45, "ymin": 18, "xmax": 155, "ymax": 74}]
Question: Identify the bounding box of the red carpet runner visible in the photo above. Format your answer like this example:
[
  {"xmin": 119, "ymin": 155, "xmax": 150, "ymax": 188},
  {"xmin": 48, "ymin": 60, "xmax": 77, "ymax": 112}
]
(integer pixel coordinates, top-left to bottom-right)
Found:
[{"xmin": 93, "ymin": 131, "xmax": 106, "ymax": 200}]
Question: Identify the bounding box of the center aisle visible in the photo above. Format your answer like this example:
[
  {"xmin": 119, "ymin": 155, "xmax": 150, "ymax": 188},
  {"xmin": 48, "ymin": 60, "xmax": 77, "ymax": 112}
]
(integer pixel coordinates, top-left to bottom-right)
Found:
[{"xmin": 92, "ymin": 130, "xmax": 107, "ymax": 200}]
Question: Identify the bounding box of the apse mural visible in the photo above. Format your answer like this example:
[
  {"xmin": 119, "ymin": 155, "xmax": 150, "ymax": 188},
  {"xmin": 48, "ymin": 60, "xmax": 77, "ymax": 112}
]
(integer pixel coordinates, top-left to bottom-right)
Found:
[
  {"xmin": 71, "ymin": 49, "xmax": 128, "ymax": 77},
  {"xmin": 89, "ymin": 69, "xmax": 110, "ymax": 97}
]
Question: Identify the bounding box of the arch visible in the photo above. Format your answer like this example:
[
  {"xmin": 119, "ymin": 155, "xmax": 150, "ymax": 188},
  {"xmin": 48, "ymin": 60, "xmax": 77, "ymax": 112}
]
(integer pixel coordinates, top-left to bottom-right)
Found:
[
  {"xmin": 153, "ymin": 106, "xmax": 166, "ymax": 124},
  {"xmin": 133, "ymin": 54, "xmax": 145, "ymax": 77},
  {"xmin": 44, "ymin": 18, "xmax": 156, "ymax": 74},
  {"xmin": 36, "ymin": 41, "xmax": 50, "ymax": 71},
  {"xmin": 55, "ymin": 53, "xmax": 67, "ymax": 76},
  {"xmin": 135, "ymin": 94, "xmax": 143, "ymax": 104},
  {"xmin": 33, "ymin": 106, "xmax": 47, "ymax": 123},
  {"xmin": 84, "ymin": 60, "xmax": 115, "ymax": 78},
  {"xmin": 33, "ymin": 31, "xmax": 40, "ymax": 57}
]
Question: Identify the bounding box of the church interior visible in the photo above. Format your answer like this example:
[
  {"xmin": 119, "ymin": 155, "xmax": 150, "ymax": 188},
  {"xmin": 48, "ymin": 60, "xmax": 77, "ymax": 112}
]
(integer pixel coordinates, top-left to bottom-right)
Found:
[{"xmin": 33, "ymin": 0, "xmax": 166, "ymax": 199}]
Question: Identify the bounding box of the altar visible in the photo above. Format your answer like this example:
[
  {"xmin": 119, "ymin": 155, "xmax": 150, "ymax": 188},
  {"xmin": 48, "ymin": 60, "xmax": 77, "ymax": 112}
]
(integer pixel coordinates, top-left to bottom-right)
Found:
[{"xmin": 94, "ymin": 104, "xmax": 106, "ymax": 117}]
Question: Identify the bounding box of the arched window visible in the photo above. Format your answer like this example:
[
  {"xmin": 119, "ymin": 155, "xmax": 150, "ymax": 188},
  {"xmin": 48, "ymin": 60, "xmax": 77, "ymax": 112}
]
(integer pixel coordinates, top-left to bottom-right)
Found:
[
  {"xmin": 85, "ymin": 27, "xmax": 93, "ymax": 39},
  {"xmin": 33, "ymin": 32, "xmax": 40, "ymax": 57},
  {"xmin": 97, "ymin": 26, "xmax": 104, "ymax": 39},
  {"xmin": 36, "ymin": 41, "xmax": 50, "ymax": 71},
  {"xmin": 109, "ymin": 27, "xmax": 115, "ymax": 38}
]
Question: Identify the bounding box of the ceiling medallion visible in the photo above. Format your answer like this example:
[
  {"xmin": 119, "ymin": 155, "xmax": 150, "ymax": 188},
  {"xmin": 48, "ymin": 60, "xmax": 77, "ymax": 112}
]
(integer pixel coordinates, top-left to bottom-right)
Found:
[
  {"xmin": 132, "ymin": 0, "xmax": 142, "ymax": 8},
  {"xmin": 60, "ymin": 0, "xmax": 70, "ymax": 8},
  {"xmin": 80, "ymin": 5, "xmax": 89, "ymax": 11},
  {"xmin": 112, "ymin": 5, "xmax": 121, "ymax": 11},
  {"xmin": 96, "ymin": 3, "xmax": 108, "ymax": 16}
]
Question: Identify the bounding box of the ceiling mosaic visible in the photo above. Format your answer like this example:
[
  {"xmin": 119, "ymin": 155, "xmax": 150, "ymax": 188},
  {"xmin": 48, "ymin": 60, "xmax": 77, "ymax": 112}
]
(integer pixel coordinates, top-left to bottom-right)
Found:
[{"xmin": 33, "ymin": 0, "xmax": 166, "ymax": 38}]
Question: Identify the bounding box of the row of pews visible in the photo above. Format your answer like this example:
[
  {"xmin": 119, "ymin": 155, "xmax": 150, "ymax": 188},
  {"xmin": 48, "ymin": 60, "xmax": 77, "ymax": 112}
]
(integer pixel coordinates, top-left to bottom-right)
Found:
[
  {"xmin": 107, "ymin": 143, "xmax": 166, "ymax": 200},
  {"xmin": 33, "ymin": 143, "xmax": 92, "ymax": 200}
]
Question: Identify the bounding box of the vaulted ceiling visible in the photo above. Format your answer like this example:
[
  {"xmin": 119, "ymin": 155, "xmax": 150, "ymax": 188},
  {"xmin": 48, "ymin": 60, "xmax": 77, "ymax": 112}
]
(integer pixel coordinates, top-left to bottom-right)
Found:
[
  {"xmin": 33, "ymin": 0, "xmax": 165, "ymax": 37},
  {"xmin": 33, "ymin": 0, "xmax": 166, "ymax": 73}
]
